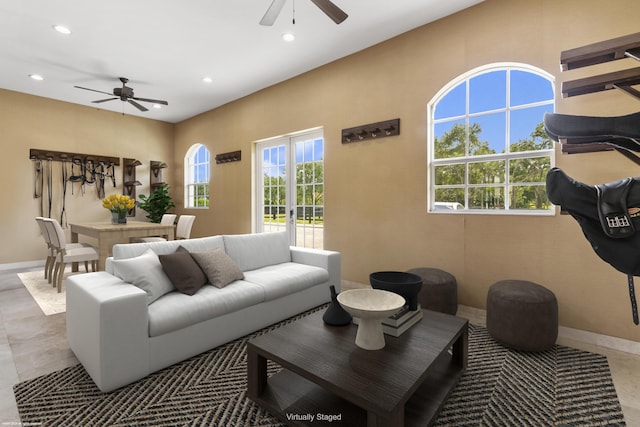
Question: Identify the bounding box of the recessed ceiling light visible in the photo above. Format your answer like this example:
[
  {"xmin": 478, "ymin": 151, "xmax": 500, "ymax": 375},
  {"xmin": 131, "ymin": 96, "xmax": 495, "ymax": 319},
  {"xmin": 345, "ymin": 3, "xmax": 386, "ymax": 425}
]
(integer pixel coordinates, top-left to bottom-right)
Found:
[
  {"xmin": 153, "ymin": 104, "xmax": 162, "ymax": 109},
  {"xmin": 282, "ymin": 32, "xmax": 295, "ymax": 42},
  {"xmin": 29, "ymin": 74, "xmax": 44, "ymax": 81},
  {"xmin": 202, "ymin": 77, "xmax": 213, "ymax": 84},
  {"xmin": 52, "ymin": 24, "xmax": 72, "ymax": 35}
]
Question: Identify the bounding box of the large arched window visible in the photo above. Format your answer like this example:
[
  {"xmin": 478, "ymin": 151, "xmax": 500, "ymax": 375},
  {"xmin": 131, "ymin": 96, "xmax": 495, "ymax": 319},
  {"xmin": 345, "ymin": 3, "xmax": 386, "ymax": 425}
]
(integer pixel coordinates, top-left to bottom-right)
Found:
[
  {"xmin": 428, "ymin": 63, "xmax": 555, "ymax": 214},
  {"xmin": 184, "ymin": 143, "xmax": 210, "ymax": 208}
]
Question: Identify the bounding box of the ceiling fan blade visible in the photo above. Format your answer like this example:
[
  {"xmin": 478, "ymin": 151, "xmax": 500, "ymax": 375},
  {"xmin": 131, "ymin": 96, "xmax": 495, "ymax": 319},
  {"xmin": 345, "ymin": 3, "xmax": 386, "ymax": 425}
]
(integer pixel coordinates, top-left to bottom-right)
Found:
[
  {"xmin": 310, "ymin": 0, "xmax": 348, "ymax": 24},
  {"xmin": 260, "ymin": 0, "xmax": 286, "ymax": 26},
  {"xmin": 128, "ymin": 99, "xmax": 148, "ymax": 112},
  {"xmin": 91, "ymin": 97, "xmax": 118, "ymax": 104},
  {"xmin": 133, "ymin": 97, "xmax": 168, "ymax": 105},
  {"xmin": 74, "ymin": 85, "xmax": 114, "ymax": 96}
]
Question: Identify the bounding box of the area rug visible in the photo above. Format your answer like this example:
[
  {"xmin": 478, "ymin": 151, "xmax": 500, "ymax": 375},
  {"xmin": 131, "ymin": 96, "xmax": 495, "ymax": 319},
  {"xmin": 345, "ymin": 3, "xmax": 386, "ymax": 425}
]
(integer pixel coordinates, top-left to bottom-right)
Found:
[
  {"xmin": 13, "ymin": 306, "xmax": 625, "ymax": 426},
  {"xmin": 17, "ymin": 269, "xmax": 78, "ymax": 315}
]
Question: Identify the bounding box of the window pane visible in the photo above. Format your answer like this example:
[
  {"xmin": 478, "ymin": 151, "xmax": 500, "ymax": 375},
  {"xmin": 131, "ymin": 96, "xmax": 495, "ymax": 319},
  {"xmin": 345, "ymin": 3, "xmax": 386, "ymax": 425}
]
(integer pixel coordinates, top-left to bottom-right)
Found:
[
  {"xmin": 510, "ymin": 70, "xmax": 554, "ymax": 106},
  {"xmin": 509, "ymin": 157, "xmax": 551, "ymax": 183},
  {"xmin": 314, "ymin": 139, "xmax": 324, "ymax": 160},
  {"xmin": 435, "ymin": 164, "xmax": 465, "ymax": 185},
  {"xmin": 468, "ymin": 187, "xmax": 505, "ymax": 209},
  {"xmin": 435, "ymin": 82, "xmax": 466, "ymax": 119},
  {"xmin": 435, "ymin": 188, "xmax": 465, "ymax": 205},
  {"xmin": 470, "ymin": 112, "xmax": 506, "ymax": 155},
  {"xmin": 434, "ymin": 120, "xmax": 466, "ymax": 159},
  {"xmin": 469, "ymin": 71, "xmax": 506, "ymax": 113},
  {"xmin": 509, "ymin": 185, "xmax": 551, "ymax": 209},
  {"xmin": 469, "ymin": 161, "xmax": 505, "ymax": 184},
  {"xmin": 510, "ymin": 106, "xmax": 554, "ymax": 151}
]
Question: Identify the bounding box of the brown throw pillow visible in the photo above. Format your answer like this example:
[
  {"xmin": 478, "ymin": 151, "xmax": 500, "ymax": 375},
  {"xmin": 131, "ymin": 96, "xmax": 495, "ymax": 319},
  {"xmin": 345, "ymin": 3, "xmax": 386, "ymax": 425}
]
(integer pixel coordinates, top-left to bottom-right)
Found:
[
  {"xmin": 158, "ymin": 246, "xmax": 207, "ymax": 295},
  {"xmin": 190, "ymin": 248, "xmax": 244, "ymax": 288}
]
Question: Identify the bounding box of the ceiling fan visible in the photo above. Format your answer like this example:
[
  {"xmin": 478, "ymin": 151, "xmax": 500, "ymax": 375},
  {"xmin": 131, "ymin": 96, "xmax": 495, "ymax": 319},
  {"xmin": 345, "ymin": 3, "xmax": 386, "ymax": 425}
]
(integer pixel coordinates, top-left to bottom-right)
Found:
[
  {"xmin": 74, "ymin": 77, "xmax": 168, "ymax": 112},
  {"xmin": 260, "ymin": 0, "xmax": 348, "ymax": 26}
]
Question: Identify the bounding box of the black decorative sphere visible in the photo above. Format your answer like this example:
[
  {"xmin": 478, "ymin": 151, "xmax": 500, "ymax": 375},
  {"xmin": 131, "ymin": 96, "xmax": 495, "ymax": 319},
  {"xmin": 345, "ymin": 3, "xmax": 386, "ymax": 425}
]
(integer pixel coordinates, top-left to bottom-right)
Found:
[{"xmin": 369, "ymin": 271, "xmax": 423, "ymax": 311}]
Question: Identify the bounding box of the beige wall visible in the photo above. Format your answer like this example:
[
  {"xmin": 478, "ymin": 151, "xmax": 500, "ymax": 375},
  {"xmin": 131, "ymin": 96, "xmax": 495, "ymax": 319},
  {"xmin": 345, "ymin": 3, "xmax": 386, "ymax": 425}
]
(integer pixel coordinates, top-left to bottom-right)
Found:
[
  {"xmin": 3, "ymin": 0, "xmax": 640, "ymax": 341},
  {"xmin": 173, "ymin": 0, "xmax": 640, "ymax": 341},
  {"xmin": 0, "ymin": 89, "xmax": 174, "ymax": 263}
]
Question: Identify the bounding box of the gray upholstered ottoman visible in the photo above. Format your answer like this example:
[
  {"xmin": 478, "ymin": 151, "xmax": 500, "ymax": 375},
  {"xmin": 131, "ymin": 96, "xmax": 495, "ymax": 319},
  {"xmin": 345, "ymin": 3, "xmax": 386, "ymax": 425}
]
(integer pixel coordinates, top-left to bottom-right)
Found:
[
  {"xmin": 406, "ymin": 268, "xmax": 457, "ymax": 315},
  {"xmin": 486, "ymin": 280, "xmax": 558, "ymax": 352}
]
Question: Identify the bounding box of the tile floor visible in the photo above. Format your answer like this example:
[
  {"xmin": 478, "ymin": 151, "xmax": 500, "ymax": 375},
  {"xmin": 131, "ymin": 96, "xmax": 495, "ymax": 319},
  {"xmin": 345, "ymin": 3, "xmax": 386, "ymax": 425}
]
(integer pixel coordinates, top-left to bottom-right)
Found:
[{"xmin": 0, "ymin": 271, "xmax": 639, "ymax": 425}]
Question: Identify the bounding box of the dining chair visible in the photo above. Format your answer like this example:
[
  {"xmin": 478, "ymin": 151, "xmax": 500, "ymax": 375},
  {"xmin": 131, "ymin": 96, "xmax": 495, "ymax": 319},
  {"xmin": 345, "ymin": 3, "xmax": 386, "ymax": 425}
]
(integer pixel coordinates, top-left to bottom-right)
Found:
[
  {"xmin": 35, "ymin": 217, "xmax": 55, "ymax": 280},
  {"xmin": 175, "ymin": 215, "xmax": 195, "ymax": 240},
  {"xmin": 36, "ymin": 217, "xmax": 93, "ymax": 281},
  {"xmin": 136, "ymin": 214, "xmax": 177, "ymax": 243},
  {"xmin": 42, "ymin": 218, "xmax": 99, "ymax": 292}
]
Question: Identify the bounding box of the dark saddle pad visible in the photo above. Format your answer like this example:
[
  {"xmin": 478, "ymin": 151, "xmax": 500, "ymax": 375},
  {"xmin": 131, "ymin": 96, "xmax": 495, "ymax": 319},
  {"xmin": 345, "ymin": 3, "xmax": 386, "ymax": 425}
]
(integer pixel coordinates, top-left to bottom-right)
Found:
[{"xmin": 546, "ymin": 167, "xmax": 639, "ymax": 324}]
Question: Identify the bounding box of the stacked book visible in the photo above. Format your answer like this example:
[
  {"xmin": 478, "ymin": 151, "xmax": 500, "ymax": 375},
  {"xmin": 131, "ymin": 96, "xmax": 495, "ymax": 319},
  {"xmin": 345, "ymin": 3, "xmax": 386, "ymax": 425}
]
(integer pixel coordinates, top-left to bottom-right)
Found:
[{"xmin": 353, "ymin": 304, "xmax": 423, "ymax": 337}]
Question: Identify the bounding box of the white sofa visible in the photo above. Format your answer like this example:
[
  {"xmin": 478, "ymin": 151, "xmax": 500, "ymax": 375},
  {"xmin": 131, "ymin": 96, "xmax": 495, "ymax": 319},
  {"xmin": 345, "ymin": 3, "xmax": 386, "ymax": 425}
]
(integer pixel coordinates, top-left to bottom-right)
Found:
[{"xmin": 66, "ymin": 231, "xmax": 341, "ymax": 392}]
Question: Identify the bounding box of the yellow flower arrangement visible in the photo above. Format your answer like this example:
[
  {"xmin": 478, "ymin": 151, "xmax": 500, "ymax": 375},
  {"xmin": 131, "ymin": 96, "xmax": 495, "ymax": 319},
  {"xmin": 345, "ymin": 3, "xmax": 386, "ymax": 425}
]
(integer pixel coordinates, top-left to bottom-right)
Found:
[{"xmin": 102, "ymin": 194, "xmax": 136, "ymax": 214}]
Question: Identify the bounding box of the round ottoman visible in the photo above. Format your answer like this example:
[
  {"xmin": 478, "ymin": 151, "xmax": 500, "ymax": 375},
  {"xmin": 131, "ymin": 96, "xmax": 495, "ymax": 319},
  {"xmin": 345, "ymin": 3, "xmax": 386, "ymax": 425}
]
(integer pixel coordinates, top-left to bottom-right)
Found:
[
  {"xmin": 486, "ymin": 280, "xmax": 558, "ymax": 352},
  {"xmin": 406, "ymin": 268, "xmax": 457, "ymax": 315}
]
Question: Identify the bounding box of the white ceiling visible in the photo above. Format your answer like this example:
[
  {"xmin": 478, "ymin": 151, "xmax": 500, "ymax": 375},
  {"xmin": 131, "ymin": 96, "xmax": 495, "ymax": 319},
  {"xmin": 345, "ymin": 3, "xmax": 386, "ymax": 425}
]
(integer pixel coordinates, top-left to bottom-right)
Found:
[{"xmin": 0, "ymin": 0, "xmax": 483, "ymax": 123}]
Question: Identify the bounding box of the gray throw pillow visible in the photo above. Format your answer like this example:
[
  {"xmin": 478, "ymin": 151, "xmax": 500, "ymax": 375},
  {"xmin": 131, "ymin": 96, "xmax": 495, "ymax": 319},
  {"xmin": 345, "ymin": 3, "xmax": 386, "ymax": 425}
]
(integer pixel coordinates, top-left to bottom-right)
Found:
[
  {"xmin": 191, "ymin": 248, "xmax": 244, "ymax": 288},
  {"xmin": 158, "ymin": 246, "xmax": 207, "ymax": 295},
  {"xmin": 111, "ymin": 248, "xmax": 175, "ymax": 304}
]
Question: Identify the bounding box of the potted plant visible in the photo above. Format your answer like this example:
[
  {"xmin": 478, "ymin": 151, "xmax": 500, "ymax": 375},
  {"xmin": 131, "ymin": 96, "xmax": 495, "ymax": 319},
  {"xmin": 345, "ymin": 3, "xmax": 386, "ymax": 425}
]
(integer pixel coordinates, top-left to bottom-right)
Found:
[{"xmin": 138, "ymin": 183, "xmax": 176, "ymax": 223}]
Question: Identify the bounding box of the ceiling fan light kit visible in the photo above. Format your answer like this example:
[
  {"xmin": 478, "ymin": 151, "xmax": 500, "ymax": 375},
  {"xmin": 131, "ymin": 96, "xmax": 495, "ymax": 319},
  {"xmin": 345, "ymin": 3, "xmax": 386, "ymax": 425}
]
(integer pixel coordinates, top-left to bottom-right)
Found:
[{"xmin": 74, "ymin": 77, "xmax": 168, "ymax": 113}]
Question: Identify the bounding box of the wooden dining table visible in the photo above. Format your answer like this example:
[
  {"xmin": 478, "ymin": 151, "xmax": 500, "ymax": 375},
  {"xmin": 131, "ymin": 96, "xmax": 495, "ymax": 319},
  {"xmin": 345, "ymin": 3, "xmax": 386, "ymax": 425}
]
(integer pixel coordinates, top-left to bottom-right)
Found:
[{"xmin": 70, "ymin": 221, "xmax": 175, "ymax": 271}]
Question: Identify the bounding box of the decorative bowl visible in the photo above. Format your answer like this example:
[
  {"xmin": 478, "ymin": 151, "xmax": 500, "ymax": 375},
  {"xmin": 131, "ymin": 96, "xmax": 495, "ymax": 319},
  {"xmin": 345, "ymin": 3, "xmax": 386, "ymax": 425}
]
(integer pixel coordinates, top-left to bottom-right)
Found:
[
  {"xmin": 337, "ymin": 288, "xmax": 405, "ymax": 350},
  {"xmin": 369, "ymin": 271, "xmax": 423, "ymax": 311}
]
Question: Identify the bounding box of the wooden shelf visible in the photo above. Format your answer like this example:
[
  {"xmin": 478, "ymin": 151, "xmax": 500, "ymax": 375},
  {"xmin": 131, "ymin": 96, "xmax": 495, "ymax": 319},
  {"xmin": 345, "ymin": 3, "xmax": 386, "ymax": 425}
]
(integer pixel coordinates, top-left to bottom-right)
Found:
[
  {"xmin": 558, "ymin": 33, "xmax": 640, "ymax": 163},
  {"xmin": 561, "ymin": 32, "xmax": 640, "ymax": 71},
  {"xmin": 562, "ymin": 67, "xmax": 640, "ymax": 99}
]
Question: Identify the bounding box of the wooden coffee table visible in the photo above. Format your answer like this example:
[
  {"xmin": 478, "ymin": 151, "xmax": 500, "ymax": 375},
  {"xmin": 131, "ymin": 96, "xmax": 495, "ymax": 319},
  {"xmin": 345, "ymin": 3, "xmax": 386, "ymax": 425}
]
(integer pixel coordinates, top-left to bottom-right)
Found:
[{"xmin": 247, "ymin": 309, "xmax": 468, "ymax": 426}]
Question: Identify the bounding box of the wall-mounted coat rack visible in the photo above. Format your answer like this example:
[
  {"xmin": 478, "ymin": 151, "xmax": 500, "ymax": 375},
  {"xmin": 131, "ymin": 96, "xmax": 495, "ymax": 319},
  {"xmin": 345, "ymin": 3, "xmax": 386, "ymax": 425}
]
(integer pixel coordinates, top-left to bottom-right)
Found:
[
  {"xmin": 150, "ymin": 161, "xmax": 167, "ymax": 190},
  {"xmin": 215, "ymin": 150, "xmax": 241, "ymax": 164},
  {"xmin": 558, "ymin": 33, "xmax": 640, "ymax": 166},
  {"xmin": 341, "ymin": 118, "xmax": 400, "ymax": 144},
  {"xmin": 123, "ymin": 158, "xmax": 142, "ymax": 216},
  {"xmin": 29, "ymin": 148, "xmax": 121, "ymax": 223},
  {"xmin": 29, "ymin": 148, "xmax": 120, "ymax": 166}
]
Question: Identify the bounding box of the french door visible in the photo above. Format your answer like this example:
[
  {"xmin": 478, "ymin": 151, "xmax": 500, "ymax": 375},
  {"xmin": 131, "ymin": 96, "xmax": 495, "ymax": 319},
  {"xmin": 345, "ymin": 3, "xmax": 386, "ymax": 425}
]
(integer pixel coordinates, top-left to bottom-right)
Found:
[{"xmin": 256, "ymin": 130, "xmax": 324, "ymax": 249}]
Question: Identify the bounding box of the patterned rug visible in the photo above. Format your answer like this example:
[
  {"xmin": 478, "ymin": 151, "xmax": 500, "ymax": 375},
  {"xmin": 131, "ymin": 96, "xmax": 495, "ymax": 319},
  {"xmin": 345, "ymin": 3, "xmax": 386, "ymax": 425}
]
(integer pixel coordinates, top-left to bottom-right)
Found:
[
  {"xmin": 14, "ymin": 306, "xmax": 625, "ymax": 426},
  {"xmin": 17, "ymin": 269, "xmax": 80, "ymax": 315}
]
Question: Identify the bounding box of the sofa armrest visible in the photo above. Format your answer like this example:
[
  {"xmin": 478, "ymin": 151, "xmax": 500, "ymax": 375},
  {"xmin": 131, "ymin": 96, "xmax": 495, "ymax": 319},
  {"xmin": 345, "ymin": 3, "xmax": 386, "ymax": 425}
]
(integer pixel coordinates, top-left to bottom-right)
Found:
[
  {"xmin": 290, "ymin": 247, "xmax": 342, "ymax": 291},
  {"xmin": 66, "ymin": 272, "xmax": 149, "ymax": 392}
]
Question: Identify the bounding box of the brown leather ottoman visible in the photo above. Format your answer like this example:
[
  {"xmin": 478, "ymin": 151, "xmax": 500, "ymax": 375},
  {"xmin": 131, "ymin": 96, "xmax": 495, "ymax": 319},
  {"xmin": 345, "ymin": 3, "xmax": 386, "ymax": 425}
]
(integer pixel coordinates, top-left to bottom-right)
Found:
[
  {"xmin": 406, "ymin": 268, "xmax": 457, "ymax": 315},
  {"xmin": 486, "ymin": 280, "xmax": 558, "ymax": 352}
]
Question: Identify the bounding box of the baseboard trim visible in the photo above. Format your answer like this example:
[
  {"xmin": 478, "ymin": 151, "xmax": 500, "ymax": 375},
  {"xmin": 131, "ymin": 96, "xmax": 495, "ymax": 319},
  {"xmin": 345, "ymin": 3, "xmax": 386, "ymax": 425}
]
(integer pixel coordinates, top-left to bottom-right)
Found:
[
  {"xmin": 0, "ymin": 260, "xmax": 45, "ymax": 271},
  {"xmin": 457, "ymin": 304, "xmax": 640, "ymax": 357}
]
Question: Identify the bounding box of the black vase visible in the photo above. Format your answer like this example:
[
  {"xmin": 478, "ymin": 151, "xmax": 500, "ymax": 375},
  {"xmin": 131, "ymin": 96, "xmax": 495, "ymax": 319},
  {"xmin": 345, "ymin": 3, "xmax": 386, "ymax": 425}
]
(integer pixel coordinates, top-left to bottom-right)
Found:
[{"xmin": 323, "ymin": 285, "xmax": 352, "ymax": 326}]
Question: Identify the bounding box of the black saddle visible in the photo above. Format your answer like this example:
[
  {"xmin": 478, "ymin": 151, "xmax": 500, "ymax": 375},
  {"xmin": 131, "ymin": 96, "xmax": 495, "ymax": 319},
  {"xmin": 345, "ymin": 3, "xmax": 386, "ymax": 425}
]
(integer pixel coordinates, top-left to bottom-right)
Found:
[
  {"xmin": 544, "ymin": 112, "xmax": 640, "ymax": 152},
  {"xmin": 546, "ymin": 167, "xmax": 639, "ymax": 324}
]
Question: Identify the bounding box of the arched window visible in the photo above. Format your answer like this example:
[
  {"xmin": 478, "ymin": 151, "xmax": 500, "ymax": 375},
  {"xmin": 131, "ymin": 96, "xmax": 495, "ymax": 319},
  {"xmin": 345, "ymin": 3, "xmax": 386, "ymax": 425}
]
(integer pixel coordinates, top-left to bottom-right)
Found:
[
  {"xmin": 184, "ymin": 143, "xmax": 210, "ymax": 208},
  {"xmin": 428, "ymin": 63, "xmax": 555, "ymax": 214}
]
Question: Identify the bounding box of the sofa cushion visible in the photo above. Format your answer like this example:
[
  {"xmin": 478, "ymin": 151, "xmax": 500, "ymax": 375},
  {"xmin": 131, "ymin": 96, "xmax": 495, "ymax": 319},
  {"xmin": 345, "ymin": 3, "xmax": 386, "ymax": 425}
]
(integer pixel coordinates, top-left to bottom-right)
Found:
[
  {"xmin": 223, "ymin": 232, "xmax": 291, "ymax": 272},
  {"xmin": 111, "ymin": 248, "xmax": 175, "ymax": 304},
  {"xmin": 158, "ymin": 246, "xmax": 207, "ymax": 295},
  {"xmin": 147, "ymin": 280, "xmax": 264, "ymax": 336},
  {"xmin": 190, "ymin": 248, "xmax": 244, "ymax": 288},
  {"xmin": 242, "ymin": 262, "xmax": 329, "ymax": 301},
  {"xmin": 113, "ymin": 235, "xmax": 225, "ymax": 260}
]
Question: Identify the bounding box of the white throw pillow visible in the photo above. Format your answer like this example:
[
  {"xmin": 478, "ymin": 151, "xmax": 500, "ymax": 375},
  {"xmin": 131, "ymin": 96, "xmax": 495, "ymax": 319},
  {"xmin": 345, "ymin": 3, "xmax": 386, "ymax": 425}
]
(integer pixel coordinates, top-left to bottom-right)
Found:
[{"xmin": 112, "ymin": 248, "xmax": 175, "ymax": 304}]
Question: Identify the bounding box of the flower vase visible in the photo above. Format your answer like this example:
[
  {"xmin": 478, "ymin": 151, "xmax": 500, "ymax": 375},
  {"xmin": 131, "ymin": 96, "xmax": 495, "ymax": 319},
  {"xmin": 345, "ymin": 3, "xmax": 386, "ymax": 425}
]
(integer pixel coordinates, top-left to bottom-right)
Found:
[
  {"xmin": 111, "ymin": 211, "xmax": 127, "ymax": 225},
  {"xmin": 322, "ymin": 285, "xmax": 352, "ymax": 326}
]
